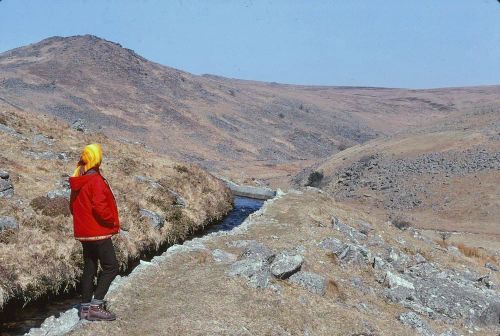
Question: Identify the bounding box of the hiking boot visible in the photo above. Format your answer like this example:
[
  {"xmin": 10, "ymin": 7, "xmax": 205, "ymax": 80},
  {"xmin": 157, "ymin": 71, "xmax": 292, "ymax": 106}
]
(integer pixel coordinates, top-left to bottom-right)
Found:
[
  {"xmin": 78, "ymin": 304, "xmax": 90, "ymax": 320},
  {"xmin": 86, "ymin": 303, "xmax": 116, "ymax": 321}
]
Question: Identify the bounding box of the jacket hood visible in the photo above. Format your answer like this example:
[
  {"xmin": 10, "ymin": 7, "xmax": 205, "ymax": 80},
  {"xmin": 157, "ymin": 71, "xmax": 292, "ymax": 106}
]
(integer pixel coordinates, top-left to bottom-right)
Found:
[{"xmin": 69, "ymin": 172, "xmax": 100, "ymax": 191}]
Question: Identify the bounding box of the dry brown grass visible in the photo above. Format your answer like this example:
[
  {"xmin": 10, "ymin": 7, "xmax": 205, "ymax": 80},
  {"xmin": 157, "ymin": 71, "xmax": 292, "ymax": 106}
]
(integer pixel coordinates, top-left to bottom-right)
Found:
[
  {"xmin": 30, "ymin": 196, "xmax": 71, "ymax": 217},
  {"xmin": 436, "ymin": 240, "xmax": 449, "ymax": 249},
  {"xmin": 454, "ymin": 243, "xmax": 498, "ymax": 265},
  {"xmin": 0, "ymin": 106, "xmax": 232, "ymax": 309},
  {"xmin": 325, "ymin": 278, "xmax": 346, "ymax": 301},
  {"xmin": 325, "ymin": 251, "xmax": 338, "ymax": 264}
]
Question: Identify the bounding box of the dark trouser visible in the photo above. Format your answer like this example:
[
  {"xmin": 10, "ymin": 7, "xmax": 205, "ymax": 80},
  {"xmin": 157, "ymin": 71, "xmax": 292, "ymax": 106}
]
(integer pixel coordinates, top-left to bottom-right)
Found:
[{"xmin": 81, "ymin": 238, "xmax": 119, "ymax": 303}]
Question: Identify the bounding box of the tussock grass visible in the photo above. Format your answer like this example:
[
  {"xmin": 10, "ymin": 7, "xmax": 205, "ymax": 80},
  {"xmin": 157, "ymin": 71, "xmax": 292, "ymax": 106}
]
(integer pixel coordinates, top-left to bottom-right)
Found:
[
  {"xmin": 325, "ymin": 278, "xmax": 346, "ymax": 301},
  {"xmin": 0, "ymin": 106, "xmax": 232, "ymax": 309},
  {"xmin": 30, "ymin": 196, "xmax": 71, "ymax": 217}
]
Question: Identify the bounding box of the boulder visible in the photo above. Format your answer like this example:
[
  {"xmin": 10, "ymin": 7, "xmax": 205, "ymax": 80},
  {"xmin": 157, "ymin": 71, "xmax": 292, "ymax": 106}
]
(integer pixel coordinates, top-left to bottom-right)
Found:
[
  {"xmin": 139, "ymin": 209, "xmax": 164, "ymax": 229},
  {"xmin": 319, "ymin": 237, "xmax": 345, "ymax": 254},
  {"xmin": 398, "ymin": 312, "xmax": 434, "ymax": 336},
  {"xmin": 288, "ymin": 271, "xmax": 326, "ymax": 296},
  {"xmin": 0, "ymin": 216, "xmax": 18, "ymax": 230},
  {"xmin": 212, "ymin": 249, "xmax": 237, "ymax": 263},
  {"xmin": 26, "ymin": 308, "xmax": 80, "ymax": 336},
  {"xmin": 270, "ymin": 254, "xmax": 304, "ymax": 279},
  {"xmin": 227, "ymin": 259, "xmax": 271, "ymax": 288},
  {"xmin": 384, "ymin": 271, "xmax": 415, "ymax": 290},
  {"xmin": 240, "ymin": 241, "xmax": 275, "ymax": 263}
]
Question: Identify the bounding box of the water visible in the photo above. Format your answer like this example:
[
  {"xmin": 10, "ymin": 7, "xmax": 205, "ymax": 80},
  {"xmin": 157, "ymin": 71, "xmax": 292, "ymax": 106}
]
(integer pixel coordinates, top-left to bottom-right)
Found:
[
  {"xmin": 0, "ymin": 196, "xmax": 264, "ymax": 336},
  {"xmin": 204, "ymin": 196, "xmax": 264, "ymax": 233}
]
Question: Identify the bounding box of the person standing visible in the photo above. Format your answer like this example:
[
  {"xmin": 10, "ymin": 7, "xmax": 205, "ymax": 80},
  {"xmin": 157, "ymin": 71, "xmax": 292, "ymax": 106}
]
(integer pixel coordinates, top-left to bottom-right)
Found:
[{"xmin": 69, "ymin": 143, "xmax": 120, "ymax": 321}]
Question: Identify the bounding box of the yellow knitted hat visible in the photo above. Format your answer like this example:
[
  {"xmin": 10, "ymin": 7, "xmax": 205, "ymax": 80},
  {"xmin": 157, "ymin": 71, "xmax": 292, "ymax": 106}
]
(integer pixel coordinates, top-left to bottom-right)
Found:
[{"xmin": 72, "ymin": 143, "xmax": 103, "ymax": 177}]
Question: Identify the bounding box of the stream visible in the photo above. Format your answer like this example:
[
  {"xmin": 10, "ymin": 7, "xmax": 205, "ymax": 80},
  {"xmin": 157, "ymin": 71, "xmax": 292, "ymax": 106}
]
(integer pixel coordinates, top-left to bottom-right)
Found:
[{"xmin": 0, "ymin": 196, "xmax": 264, "ymax": 336}]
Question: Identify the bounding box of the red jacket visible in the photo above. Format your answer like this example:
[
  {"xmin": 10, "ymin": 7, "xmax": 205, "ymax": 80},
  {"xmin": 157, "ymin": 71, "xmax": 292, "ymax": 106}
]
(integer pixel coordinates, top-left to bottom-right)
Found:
[{"xmin": 69, "ymin": 171, "xmax": 120, "ymax": 240}]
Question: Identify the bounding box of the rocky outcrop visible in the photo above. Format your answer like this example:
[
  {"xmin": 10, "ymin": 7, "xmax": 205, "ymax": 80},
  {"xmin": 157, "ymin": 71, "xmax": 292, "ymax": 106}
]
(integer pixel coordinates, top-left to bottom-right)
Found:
[{"xmin": 332, "ymin": 148, "xmax": 500, "ymax": 211}]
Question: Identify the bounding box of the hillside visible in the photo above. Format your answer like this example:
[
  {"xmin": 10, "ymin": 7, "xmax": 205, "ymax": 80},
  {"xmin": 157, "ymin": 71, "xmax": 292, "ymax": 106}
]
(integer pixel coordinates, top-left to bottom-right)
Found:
[
  {"xmin": 293, "ymin": 106, "xmax": 500, "ymax": 237},
  {"xmin": 0, "ymin": 101, "xmax": 232, "ymax": 311},
  {"xmin": 1, "ymin": 35, "xmax": 500, "ymax": 185}
]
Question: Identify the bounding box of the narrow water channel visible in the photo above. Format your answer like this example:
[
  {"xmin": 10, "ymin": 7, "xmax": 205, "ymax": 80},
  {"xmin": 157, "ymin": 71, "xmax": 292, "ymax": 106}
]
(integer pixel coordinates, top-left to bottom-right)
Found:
[{"xmin": 0, "ymin": 196, "xmax": 264, "ymax": 336}]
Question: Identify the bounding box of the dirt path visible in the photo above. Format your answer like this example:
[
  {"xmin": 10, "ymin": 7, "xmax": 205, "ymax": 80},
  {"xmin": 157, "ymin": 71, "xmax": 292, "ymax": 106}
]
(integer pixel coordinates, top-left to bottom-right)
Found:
[{"xmin": 66, "ymin": 190, "xmax": 498, "ymax": 336}]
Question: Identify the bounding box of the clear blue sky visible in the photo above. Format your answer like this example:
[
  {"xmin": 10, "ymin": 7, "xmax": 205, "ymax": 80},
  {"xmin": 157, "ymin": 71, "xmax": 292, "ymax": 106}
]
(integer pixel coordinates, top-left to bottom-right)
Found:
[{"xmin": 0, "ymin": 0, "xmax": 499, "ymax": 88}]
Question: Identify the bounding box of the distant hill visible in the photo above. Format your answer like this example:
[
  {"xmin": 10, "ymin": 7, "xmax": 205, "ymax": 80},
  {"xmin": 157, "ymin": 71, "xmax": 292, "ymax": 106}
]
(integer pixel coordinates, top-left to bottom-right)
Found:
[
  {"xmin": 293, "ymin": 107, "xmax": 500, "ymax": 235},
  {"xmin": 1, "ymin": 35, "xmax": 499, "ymax": 184}
]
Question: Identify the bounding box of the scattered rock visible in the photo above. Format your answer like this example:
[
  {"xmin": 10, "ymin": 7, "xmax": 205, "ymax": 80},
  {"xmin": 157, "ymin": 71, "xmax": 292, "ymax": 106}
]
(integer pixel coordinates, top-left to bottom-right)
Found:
[
  {"xmin": 414, "ymin": 253, "xmax": 427, "ymax": 264},
  {"xmin": 319, "ymin": 237, "xmax": 344, "ymax": 254},
  {"xmin": 139, "ymin": 209, "xmax": 164, "ymax": 229},
  {"xmin": 288, "ymin": 271, "xmax": 326, "ymax": 296},
  {"xmin": 33, "ymin": 133, "xmax": 54, "ymax": 146},
  {"xmin": 270, "ymin": 253, "xmax": 304, "ymax": 279},
  {"xmin": 227, "ymin": 259, "xmax": 271, "ymax": 288},
  {"xmin": 398, "ymin": 312, "xmax": 434, "ymax": 336},
  {"xmin": 0, "ymin": 170, "xmax": 14, "ymax": 198},
  {"xmin": 22, "ymin": 151, "xmax": 69, "ymax": 161},
  {"xmin": 332, "ymin": 216, "xmax": 367, "ymax": 242},
  {"xmin": 0, "ymin": 216, "xmax": 18, "ymax": 230},
  {"xmin": 0, "ymin": 123, "xmax": 25, "ymax": 139},
  {"xmin": 212, "ymin": 249, "xmax": 237, "ymax": 263},
  {"xmin": 167, "ymin": 188, "xmax": 187, "ymax": 207},
  {"xmin": 337, "ymin": 244, "xmax": 371, "ymax": 265},
  {"xmin": 358, "ymin": 221, "xmax": 373, "ymax": 235},
  {"xmin": 368, "ymin": 234, "xmax": 385, "ymax": 247},
  {"xmin": 47, "ymin": 189, "xmax": 70, "ymax": 200},
  {"xmin": 438, "ymin": 331, "xmax": 458, "ymax": 336},
  {"xmin": 485, "ymin": 262, "xmax": 499, "ymax": 272},
  {"xmin": 384, "ymin": 271, "xmax": 415, "ymax": 290},
  {"xmin": 240, "ymin": 241, "xmax": 275, "ymax": 263},
  {"xmin": 71, "ymin": 119, "xmax": 88, "ymax": 133},
  {"xmin": 476, "ymin": 274, "xmax": 493, "ymax": 288},
  {"xmin": 392, "ymin": 262, "xmax": 499, "ymax": 326}
]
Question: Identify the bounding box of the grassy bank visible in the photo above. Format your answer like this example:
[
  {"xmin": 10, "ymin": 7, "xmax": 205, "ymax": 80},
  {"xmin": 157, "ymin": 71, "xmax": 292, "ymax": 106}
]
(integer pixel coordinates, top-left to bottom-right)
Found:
[{"xmin": 0, "ymin": 104, "xmax": 233, "ymax": 309}]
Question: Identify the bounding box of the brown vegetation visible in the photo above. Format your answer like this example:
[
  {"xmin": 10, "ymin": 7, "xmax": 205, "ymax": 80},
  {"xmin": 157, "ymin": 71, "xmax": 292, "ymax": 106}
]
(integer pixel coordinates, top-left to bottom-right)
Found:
[
  {"xmin": 30, "ymin": 196, "xmax": 71, "ymax": 217},
  {"xmin": 0, "ymin": 105, "xmax": 232, "ymax": 309}
]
